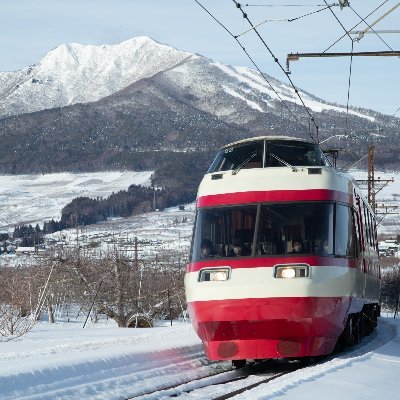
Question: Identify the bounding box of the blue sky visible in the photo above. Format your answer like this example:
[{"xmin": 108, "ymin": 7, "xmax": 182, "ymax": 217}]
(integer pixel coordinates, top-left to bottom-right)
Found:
[{"xmin": 1, "ymin": 0, "xmax": 399, "ymax": 116}]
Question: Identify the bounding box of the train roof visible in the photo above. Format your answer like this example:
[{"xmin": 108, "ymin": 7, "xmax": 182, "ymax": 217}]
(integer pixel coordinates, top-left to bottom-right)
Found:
[{"xmin": 219, "ymin": 136, "xmax": 313, "ymax": 150}]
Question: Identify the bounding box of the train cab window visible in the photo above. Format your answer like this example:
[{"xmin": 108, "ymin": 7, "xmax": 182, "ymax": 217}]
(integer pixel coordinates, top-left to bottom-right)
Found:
[
  {"xmin": 192, "ymin": 202, "xmax": 361, "ymax": 261},
  {"xmin": 191, "ymin": 205, "xmax": 257, "ymax": 261},
  {"xmin": 208, "ymin": 141, "xmax": 263, "ymax": 173},
  {"xmin": 265, "ymin": 141, "xmax": 328, "ymax": 168},
  {"xmin": 207, "ymin": 139, "xmax": 329, "ymax": 174}
]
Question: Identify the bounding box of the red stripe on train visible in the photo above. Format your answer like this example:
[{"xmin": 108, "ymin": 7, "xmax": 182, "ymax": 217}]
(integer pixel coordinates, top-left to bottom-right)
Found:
[{"xmin": 197, "ymin": 189, "xmax": 350, "ymax": 208}]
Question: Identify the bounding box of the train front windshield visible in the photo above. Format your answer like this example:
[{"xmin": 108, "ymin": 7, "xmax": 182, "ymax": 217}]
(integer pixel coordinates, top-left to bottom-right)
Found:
[
  {"xmin": 191, "ymin": 202, "xmax": 358, "ymax": 261},
  {"xmin": 208, "ymin": 140, "xmax": 329, "ymax": 173}
]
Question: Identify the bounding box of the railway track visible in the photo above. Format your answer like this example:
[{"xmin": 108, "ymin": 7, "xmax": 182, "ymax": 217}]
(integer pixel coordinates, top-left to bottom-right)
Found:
[{"xmin": 125, "ymin": 359, "xmax": 302, "ymax": 399}]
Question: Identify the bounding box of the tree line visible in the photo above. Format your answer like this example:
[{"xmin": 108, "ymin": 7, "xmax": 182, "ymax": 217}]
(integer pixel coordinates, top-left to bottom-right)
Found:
[{"xmin": 0, "ymin": 176, "xmax": 199, "ymax": 245}]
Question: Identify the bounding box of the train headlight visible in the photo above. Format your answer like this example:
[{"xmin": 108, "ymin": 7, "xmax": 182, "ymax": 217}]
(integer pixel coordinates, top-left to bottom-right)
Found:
[
  {"xmin": 274, "ymin": 264, "xmax": 309, "ymax": 279},
  {"xmin": 198, "ymin": 267, "xmax": 231, "ymax": 282}
]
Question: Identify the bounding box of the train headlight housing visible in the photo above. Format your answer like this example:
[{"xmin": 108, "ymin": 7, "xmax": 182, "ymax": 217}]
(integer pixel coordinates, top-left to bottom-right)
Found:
[
  {"xmin": 198, "ymin": 267, "xmax": 231, "ymax": 282},
  {"xmin": 274, "ymin": 264, "xmax": 309, "ymax": 279}
]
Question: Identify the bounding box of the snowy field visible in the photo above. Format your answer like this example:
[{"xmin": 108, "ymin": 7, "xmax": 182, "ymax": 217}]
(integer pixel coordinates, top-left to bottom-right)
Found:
[
  {"xmin": 0, "ymin": 315, "xmax": 399, "ymax": 399},
  {"xmin": 0, "ymin": 171, "xmax": 153, "ymax": 231},
  {"xmin": 45, "ymin": 203, "xmax": 196, "ymax": 261}
]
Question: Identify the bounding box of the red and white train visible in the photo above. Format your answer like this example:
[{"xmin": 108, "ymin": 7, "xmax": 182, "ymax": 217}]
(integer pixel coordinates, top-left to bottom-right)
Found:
[{"xmin": 185, "ymin": 136, "xmax": 380, "ymax": 366}]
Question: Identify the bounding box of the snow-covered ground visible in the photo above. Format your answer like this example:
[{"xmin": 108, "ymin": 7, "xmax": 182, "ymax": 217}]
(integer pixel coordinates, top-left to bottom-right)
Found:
[
  {"xmin": 0, "ymin": 315, "xmax": 399, "ymax": 399},
  {"xmin": 0, "ymin": 171, "xmax": 153, "ymax": 231},
  {"xmin": 1, "ymin": 169, "xmax": 400, "ymax": 398},
  {"xmin": 44, "ymin": 203, "xmax": 195, "ymax": 261}
]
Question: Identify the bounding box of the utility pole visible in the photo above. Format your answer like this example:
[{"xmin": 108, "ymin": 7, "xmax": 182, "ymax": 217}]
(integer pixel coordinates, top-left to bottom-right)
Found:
[
  {"xmin": 355, "ymin": 145, "xmax": 397, "ymax": 224},
  {"xmin": 368, "ymin": 145, "xmax": 375, "ymax": 214}
]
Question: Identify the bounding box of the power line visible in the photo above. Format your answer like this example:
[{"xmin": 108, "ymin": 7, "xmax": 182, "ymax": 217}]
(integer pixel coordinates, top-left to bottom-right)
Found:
[
  {"xmin": 193, "ymin": 0, "xmax": 314, "ymax": 139},
  {"xmin": 242, "ymin": 3, "xmax": 339, "ymax": 7},
  {"xmin": 350, "ymin": 2, "xmax": 400, "ymax": 42},
  {"xmin": 348, "ymin": 3, "xmax": 400, "ymax": 116},
  {"xmin": 323, "ymin": 0, "xmax": 355, "ymax": 135},
  {"xmin": 234, "ymin": 6, "xmax": 331, "ymax": 39},
  {"xmin": 288, "ymin": 5, "xmax": 332, "ymax": 22},
  {"xmin": 323, "ymin": 0, "xmax": 354, "ymax": 42},
  {"xmin": 231, "ymin": 0, "xmax": 319, "ymax": 141},
  {"xmin": 345, "ymin": 41, "xmax": 354, "ymax": 134},
  {"xmin": 348, "ymin": 4, "xmax": 400, "ymax": 59},
  {"xmin": 323, "ymin": 0, "xmax": 389, "ymax": 52}
]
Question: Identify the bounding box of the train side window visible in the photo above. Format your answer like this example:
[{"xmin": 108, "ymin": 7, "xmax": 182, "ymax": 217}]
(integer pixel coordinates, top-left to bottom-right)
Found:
[
  {"xmin": 362, "ymin": 203, "xmax": 369, "ymax": 246},
  {"xmin": 335, "ymin": 204, "xmax": 355, "ymax": 257},
  {"xmin": 372, "ymin": 218, "xmax": 378, "ymax": 250},
  {"xmin": 352, "ymin": 208, "xmax": 361, "ymax": 257},
  {"xmin": 368, "ymin": 211, "xmax": 375, "ymax": 249}
]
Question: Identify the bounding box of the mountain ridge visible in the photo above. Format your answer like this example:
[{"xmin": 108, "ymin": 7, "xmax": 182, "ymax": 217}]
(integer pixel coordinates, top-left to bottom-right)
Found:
[
  {"xmin": 0, "ymin": 36, "xmax": 398, "ymax": 181},
  {"xmin": 0, "ymin": 36, "xmax": 195, "ymax": 116}
]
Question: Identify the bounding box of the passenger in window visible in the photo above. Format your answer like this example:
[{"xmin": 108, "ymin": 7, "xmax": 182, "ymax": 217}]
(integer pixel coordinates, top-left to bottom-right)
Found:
[
  {"xmin": 321, "ymin": 240, "xmax": 330, "ymax": 255},
  {"xmin": 291, "ymin": 240, "xmax": 303, "ymax": 254},
  {"xmin": 200, "ymin": 239, "xmax": 216, "ymax": 259},
  {"xmin": 229, "ymin": 238, "xmax": 250, "ymax": 257}
]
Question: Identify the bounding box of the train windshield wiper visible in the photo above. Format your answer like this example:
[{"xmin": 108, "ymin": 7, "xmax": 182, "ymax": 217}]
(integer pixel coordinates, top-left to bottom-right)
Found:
[
  {"xmin": 270, "ymin": 153, "xmax": 298, "ymax": 172},
  {"xmin": 232, "ymin": 152, "xmax": 256, "ymax": 175}
]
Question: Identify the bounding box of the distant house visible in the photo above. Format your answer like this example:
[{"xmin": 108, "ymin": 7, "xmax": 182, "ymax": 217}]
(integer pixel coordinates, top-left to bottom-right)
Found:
[
  {"xmin": 15, "ymin": 246, "xmax": 51, "ymax": 257},
  {"xmin": 15, "ymin": 247, "xmax": 36, "ymax": 256}
]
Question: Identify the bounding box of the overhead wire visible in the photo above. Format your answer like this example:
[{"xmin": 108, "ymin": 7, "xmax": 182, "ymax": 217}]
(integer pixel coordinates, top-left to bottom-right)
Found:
[
  {"xmin": 287, "ymin": 5, "xmax": 332, "ymax": 22},
  {"xmin": 345, "ymin": 41, "xmax": 354, "ymax": 133},
  {"xmin": 235, "ymin": 6, "xmax": 332, "ymax": 38},
  {"xmin": 323, "ymin": 0, "xmax": 354, "ymax": 41},
  {"xmin": 349, "ymin": 4, "xmax": 400, "ymax": 57},
  {"xmin": 348, "ymin": 3, "xmax": 400, "ymax": 116},
  {"xmin": 327, "ymin": 2, "xmax": 400, "ymax": 119},
  {"xmin": 349, "ymin": 5, "xmax": 400, "ymax": 117},
  {"xmin": 193, "ymin": 0, "xmax": 315, "ymax": 139},
  {"xmin": 393, "ymin": 106, "xmax": 400, "ymax": 117},
  {"xmin": 231, "ymin": 0, "xmax": 319, "ymax": 142},
  {"xmin": 323, "ymin": 0, "xmax": 355, "ymax": 136},
  {"xmin": 242, "ymin": 3, "xmax": 338, "ymax": 7},
  {"xmin": 323, "ymin": 0, "xmax": 389, "ymax": 52}
]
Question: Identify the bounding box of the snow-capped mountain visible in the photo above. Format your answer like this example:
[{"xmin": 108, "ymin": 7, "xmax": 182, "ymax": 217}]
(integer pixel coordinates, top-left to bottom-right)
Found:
[
  {"xmin": 0, "ymin": 37, "xmax": 194, "ymax": 116},
  {"xmin": 0, "ymin": 36, "xmax": 376, "ymax": 122},
  {"xmin": 0, "ymin": 36, "xmax": 398, "ymax": 175}
]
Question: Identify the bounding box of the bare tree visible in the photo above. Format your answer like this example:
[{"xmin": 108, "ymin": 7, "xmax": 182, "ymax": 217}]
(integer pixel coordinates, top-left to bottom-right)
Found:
[
  {"xmin": 381, "ymin": 265, "xmax": 400, "ymax": 313},
  {"xmin": 0, "ymin": 265, "xmax": 34, "ymax": 341},
  {"xmin": 52, "ymin": 248, "xmax": 186, "ymax": 328}
]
